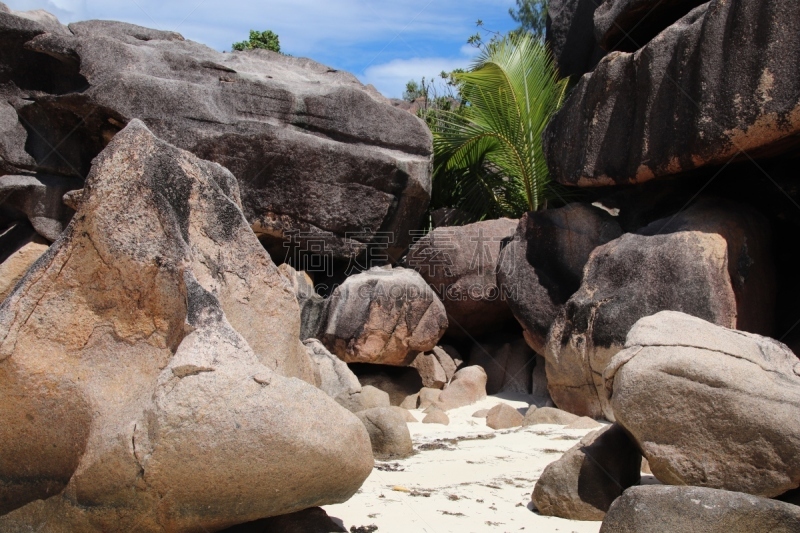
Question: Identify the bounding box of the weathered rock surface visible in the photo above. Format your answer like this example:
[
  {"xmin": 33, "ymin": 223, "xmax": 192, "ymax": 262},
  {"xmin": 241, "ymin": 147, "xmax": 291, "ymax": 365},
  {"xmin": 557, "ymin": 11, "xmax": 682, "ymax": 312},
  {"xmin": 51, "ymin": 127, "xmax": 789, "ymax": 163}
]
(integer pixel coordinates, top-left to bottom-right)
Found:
[
  {"xmin": 532, "ymin": 424, "xmax": 642, "ymax": 521},
  {"xmin": 600, "ymin": 485, "xmax": 800, "ymax": 533},
  {"xmin": 0, "ymin": 3, "xmax": 69, "ymax": 34},
  {"xmin": 497, "ymin": 204, "xmax": 621, "ymax": 354},
  {"xmin": 0, "ymin": 6, "xmax": 432, "ymax": 259},
  {"xmin": 409, "ymin": 351, "xmax": 448, "ymax": 389},
  {"xmin": 546, "ymin": 221, "xmax": 742, "ymax": 418},
  {"xmin": 469, "ymin": 334, "xmax": 535, "ymax": 395},
  {"xmin": 421, "ymin": 406, "xmax": 450, "ymax": 425},
  {"xmin": 356, "ymin": 408, "xmax": 413, "ymax": 460},
  {"xmin": 359, "ymin": 385, "xmax": 391, "ymax": 410},
  {"xmin": 418, "ymin": 387, "xmax": 442, "ymax": 410},
  {"xmin": 0, "ymin": 121, "xmax": 372, "ymax": 531},
  {"xmin": 605, "ymin": 311, "xmax": 800, "ymax": 497},
  {"xmin": 547, "ymin": 0, "xmax": 607, "ymax": 79},
  {"xmin": 545, "ymin": 0, "xmax": 800, "ymax": 187},
  {"xmin": 636, "ymin": 198, "xmax": 775, "ymax": 336},
  {"xmin": 389, "ymin": 406, "xmax": 417, "ymax": 423},
  {"xmin": 435, "ymin": 366, "xmax": 487, "ymax": 411},
  {"xmin": 594, "ymin": 0, "xmax": 707, "ymax": 52},
  {"xmin": 279, "ymin": 263, "xmax": 326, "ymax": 341},
  {"xmin": 0, "ymin": 231, "xmax": 47, "ymax": 301},
  {"xmin": 0, "ymin": 174, "xmax": 82, "ymax": 241},
  {"xmin": 523, "ymin": 406, "xmax": 579, "ymax": 426},
  {"xmin": 400, "ymin": 393, "xmax": 418, "ymax": 410},
  {"xmin": 406, "ymin": 218, "xmax": 517, "ymax": 337},
  {"xmin": 486, "ymin": 403, "xmax": 523, "ymax": 430},
  {"xmin": 530, "ymin": 354, "xmax": 553, "ymax": 407},
  {"xmin": 320, "ymin": 267, "xmax": 447, "ymax": 366},
  {"xmin": 431, "ymin": 345, "xmax": 459, "ymax": 380},
  {"xmin": 305, "ymin": 338, "xmax": 364, "ymax": 413}
]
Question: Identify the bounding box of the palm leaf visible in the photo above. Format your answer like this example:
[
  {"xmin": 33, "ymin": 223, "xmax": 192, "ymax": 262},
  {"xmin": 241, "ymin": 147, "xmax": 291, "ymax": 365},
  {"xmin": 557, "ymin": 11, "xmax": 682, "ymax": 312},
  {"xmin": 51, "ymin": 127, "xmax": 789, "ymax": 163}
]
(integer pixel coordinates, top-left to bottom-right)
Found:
[{"xmin": 430, "ymin": 33, "xmax": 568, "ymax": 221}]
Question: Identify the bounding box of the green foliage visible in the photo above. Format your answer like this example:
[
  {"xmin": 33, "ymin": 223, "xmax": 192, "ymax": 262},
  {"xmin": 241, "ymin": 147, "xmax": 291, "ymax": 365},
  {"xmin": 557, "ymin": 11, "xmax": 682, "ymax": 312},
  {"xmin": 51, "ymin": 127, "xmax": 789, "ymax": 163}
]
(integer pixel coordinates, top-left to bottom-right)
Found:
[
  {"xmin": 430, "ymin": 33, "xmax": 567, "ymax": 222},
  {"xmin": 403, "ymin": 80, "xmax": 425, "ymax": 102},
  {"xmin": 467, "ymin": 19, "xmax": 503, "ymax": 53},
  {"xmin": 509, "ymin": 0, "xmax": 549, "ymax": 41},
  {"xmin": 402, "ymin": 72, "xmax": 464, "ymax": 128},
  {"xmin": 232, "ymin": 30, "xmax": 281, "ymax": 53}
]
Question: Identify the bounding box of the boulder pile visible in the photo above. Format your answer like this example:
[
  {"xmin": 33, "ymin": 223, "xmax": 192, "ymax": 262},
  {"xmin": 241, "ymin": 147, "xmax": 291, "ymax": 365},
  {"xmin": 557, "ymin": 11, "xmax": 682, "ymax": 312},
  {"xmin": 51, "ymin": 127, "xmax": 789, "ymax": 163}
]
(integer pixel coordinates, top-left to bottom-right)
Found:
[
  {"xmin": 2, "ymin": 0, "xmax": 800, "ymax": 530},
  {"xmin": 0, "ymin": 2, "xmax": 432, "ymax": 265},
  {"xmin": 521, "ymin": 0, "xmax": 800, "ymax": 526},
  {"xmin": 0, "ymin": 120, "xmax": 373, "ymax": 531}
]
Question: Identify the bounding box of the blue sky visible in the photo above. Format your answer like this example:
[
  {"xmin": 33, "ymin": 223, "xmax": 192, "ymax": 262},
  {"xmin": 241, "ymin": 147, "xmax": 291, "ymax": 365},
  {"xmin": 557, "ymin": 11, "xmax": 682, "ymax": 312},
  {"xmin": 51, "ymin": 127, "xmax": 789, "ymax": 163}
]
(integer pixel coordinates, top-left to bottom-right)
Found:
[{"xmin": 4, "ymin": 0, "xmax": 520, "ymax": 98}]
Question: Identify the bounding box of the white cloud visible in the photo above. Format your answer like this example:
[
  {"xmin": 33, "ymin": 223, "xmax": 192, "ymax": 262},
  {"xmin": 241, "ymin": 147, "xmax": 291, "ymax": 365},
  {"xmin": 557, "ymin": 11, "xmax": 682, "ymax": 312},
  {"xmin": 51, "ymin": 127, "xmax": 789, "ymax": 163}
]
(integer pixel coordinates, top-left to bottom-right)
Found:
[
  {"xmin": 362, "ymin": 55, "xmax": 468, "ymax": 99},
  {"xmin": 4, "ymin": 0, "xmax": 516, "ymax": 97},
  {"xmin": 459, "ymin": 43, "xmax": 482, "ymax": 58}
]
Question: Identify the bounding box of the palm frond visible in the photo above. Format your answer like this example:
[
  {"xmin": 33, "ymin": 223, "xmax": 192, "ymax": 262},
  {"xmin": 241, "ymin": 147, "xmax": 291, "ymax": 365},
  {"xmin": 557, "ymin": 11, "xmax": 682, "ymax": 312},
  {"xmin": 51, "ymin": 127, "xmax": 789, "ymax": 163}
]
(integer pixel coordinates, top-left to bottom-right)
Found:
[{"xmin": 430, "ymin": 33, "xmax": 568, "ymax": 222}]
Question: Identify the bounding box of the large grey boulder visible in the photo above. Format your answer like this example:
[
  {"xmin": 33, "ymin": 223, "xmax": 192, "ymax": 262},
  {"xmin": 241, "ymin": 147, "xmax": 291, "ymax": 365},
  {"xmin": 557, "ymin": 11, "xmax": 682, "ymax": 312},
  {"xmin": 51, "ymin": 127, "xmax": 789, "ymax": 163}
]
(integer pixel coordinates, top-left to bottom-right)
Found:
[
  {"xmin": 600, "ymin": 485, "xmax": 800, "ymax": 533},
  {"xmin": 319, "ymin": 267, "xmax": 447, "ymax": 366},
  {"xmin": 636, "ymin": 198, "xmax": 775, "ymax": 336},
  {"xmin": 546, "ymin": 230, "xmax": 736, "ymax": 418},
  {"xmin": 0, "ymin": 7, "xmax": 432, "ymax": 258},
  {"xmin": 406, "ymin": 218, "xmax": 518, "ymax": 338},
  {"xmin": 497, "ymin": 203, "xmax": 621, "ymax": 354},
  {"xmin": 0, "ymin": 121, "xmax": 372, "ymax": 531},
  {"xmin": 545, "ymin": 199, "xmax": 772, "ymax": 419},
  {"xmin": 605, "ymin": 311, "xmax": 800, "ymax": 498},
  {"xmin": 545, "ymin": 0, "xmax": 800, "ymax": 187},
  {"xmin": 533, "ymin": 424, "xmax": 642, "ymax": 520}
]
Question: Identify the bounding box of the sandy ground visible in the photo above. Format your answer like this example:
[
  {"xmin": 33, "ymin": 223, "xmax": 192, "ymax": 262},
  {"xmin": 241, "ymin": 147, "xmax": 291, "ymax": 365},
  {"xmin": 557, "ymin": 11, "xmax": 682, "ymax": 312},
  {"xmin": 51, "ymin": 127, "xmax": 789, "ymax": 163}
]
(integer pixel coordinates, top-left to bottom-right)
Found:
[{"xmin": 324, "ymin": 394, "xmax": 608, "ymax": 533}]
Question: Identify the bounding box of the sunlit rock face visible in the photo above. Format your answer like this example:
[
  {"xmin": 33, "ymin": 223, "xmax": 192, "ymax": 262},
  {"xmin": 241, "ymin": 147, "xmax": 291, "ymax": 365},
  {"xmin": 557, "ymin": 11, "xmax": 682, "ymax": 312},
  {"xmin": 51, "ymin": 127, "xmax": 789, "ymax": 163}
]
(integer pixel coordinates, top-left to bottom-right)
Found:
[{"xmin": 0, "ymin": 121, "xmax": 373, "ymax": 532}]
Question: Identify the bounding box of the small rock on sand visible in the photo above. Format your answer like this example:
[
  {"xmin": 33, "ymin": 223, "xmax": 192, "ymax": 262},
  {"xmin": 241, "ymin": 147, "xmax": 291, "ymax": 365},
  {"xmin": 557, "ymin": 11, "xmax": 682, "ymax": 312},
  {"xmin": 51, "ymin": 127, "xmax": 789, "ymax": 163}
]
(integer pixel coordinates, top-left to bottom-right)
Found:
[
  {"xmin": 400, "ymin": 393, "xmax": 419, "ymax": 410},
  {"xmin": 486, "ymin": 404, "xmax": 524, "ymax": 430},
  {"xmin": 435, "ymin": 366, "xmax": 488, "ymax": 411},
  {"xmin": 356, "ymin": 408, "xmax": 413, "ymax": 459},
  {"xmin": 422, "ymin": 408, "xmax": 450, "ymax": 425},
  {"xmin": 418, "ymin": 387, "xmax": 442, "ymax": 409}
]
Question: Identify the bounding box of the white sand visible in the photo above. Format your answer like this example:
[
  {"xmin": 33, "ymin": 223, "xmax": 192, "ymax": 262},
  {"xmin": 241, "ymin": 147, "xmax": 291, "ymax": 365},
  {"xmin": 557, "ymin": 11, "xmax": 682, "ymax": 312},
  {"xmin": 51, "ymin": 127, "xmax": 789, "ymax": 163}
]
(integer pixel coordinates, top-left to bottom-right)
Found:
[{"xmin": 324, "ymin": 394, "xmax": 607, "ymax": 533}]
